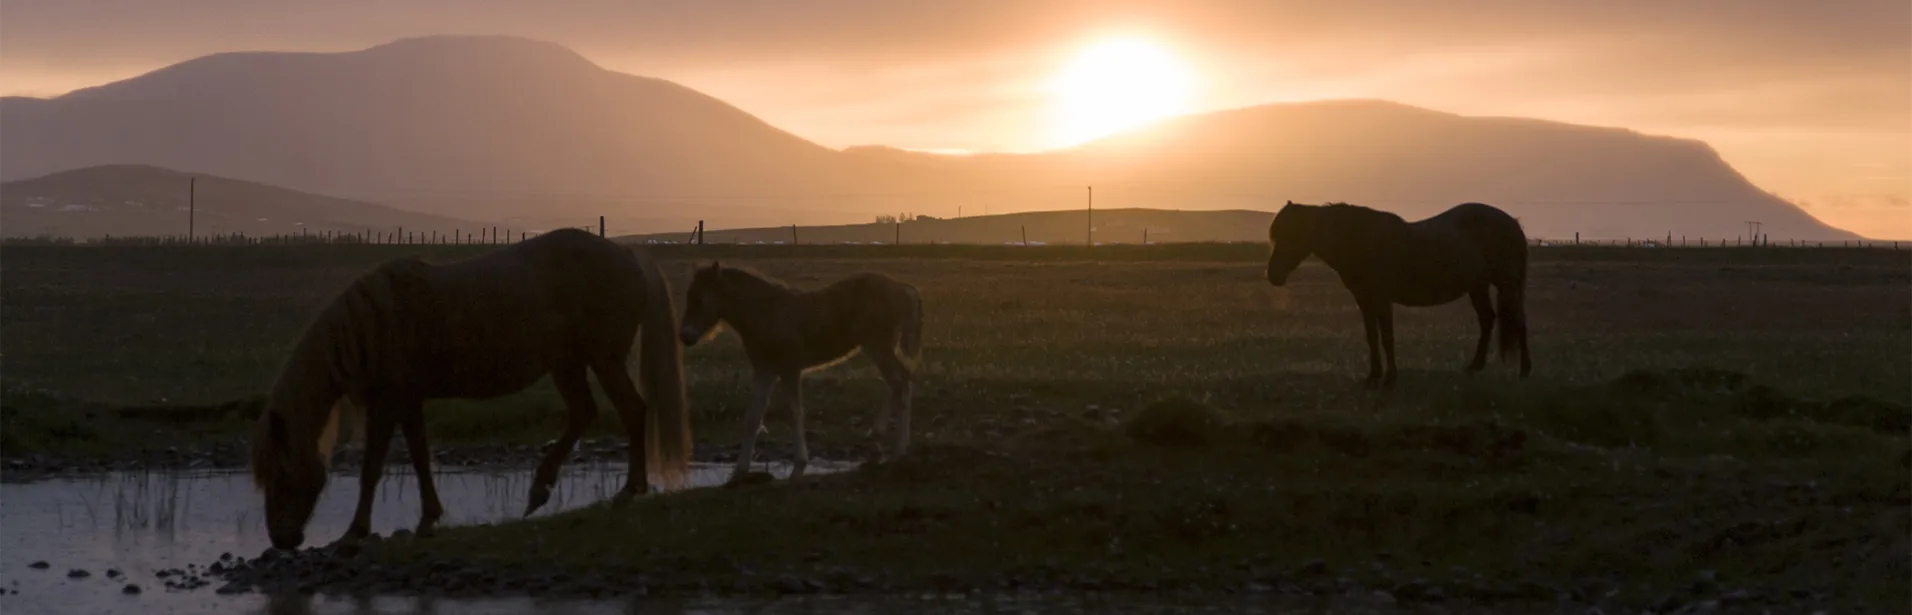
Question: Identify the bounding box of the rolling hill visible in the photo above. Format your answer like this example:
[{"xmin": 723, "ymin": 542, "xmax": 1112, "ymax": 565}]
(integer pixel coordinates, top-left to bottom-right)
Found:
[
  {"xmin": 1, "ymin": 165, "xmax": 487, "ymax": 240},
  {"xmin": 0, "ymin": 35, "xmax": 1862, "ymax": 240},
  {"xmin": 628, "ymin": 208, "xmax": 1275, "ymax": 246}
]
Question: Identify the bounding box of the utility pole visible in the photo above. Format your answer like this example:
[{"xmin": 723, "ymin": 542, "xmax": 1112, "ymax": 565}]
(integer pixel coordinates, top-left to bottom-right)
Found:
[{"xmin": 1086, "ymin": 186, "xmax": 1093, "ymax": 247}]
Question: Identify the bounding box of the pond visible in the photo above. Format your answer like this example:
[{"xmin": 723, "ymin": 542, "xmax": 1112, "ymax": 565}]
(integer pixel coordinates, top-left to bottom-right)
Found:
[{"xmin": 1, "ymin": 463, "xmax": 1396, "ymax": 614}]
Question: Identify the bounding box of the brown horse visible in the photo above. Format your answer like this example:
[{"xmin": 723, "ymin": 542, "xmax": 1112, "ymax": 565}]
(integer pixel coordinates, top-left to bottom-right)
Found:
[
  {"xmin": 1265, "ymin": 201, "xmax": 1531, "ymax": 388},
  {"xmin": 248, "ymin": 228, "xmax": 691, "ymax": 550},
  {"xmin": 678, "ymin": 262, "xmax": 923, "ymax": 484}
]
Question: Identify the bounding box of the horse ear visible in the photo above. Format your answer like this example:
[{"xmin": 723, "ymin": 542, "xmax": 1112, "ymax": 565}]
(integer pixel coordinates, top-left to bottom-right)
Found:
[{"xmin": 1285, "ymin": 200, "xmax": 1294, "ymax": 206}]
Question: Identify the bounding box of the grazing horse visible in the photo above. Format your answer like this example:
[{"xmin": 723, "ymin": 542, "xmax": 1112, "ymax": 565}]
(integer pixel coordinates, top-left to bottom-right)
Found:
[
  {"xmin": 248, "ymin": 228, "xmax": 691, "ymax": 551},
  {"xmin": 1264, "ymin": 201, "xmax": 1531, "ymax": 388},
  {"xmin": 678, "ymin": 262, "xmax": 923, "ymax": 484}
]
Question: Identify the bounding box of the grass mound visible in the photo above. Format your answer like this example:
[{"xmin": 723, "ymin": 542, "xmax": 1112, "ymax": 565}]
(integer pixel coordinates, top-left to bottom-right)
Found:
[{"xmin": 1123, "ymin": 397, "xmax": 1223, "ymax": 448}]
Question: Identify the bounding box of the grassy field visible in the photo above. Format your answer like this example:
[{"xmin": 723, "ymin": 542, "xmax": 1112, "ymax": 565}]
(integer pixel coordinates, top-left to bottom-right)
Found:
[{"xmin": 5, "ymin": 242, "xmax": 1909, "ymax": 608}]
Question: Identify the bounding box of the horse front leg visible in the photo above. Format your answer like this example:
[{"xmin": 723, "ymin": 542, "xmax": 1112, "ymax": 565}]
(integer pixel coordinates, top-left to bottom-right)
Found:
[
  {"xmin": 338, "ymin": 407, "xmax": 397, "ymax": 547},
  {"xmin": 728, "ymin": 369, "xmax": 778, "ymax": 485},
  {"xmin": 1357, "ymin": 299, "xmax": 1383, "ymax": 388},
  {"xmin": 396, "ymin": 403, "xmax": 443, "ymax": 537}
]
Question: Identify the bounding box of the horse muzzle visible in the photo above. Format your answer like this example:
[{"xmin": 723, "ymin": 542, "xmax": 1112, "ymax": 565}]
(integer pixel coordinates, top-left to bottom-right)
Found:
[
  {"xmin": 1266, "ymin": 270, "xmax": 1289, "ymax": 287},
  {"xmin": 679, "ymin": 328, "xmax": 701, "ymax": 347}
]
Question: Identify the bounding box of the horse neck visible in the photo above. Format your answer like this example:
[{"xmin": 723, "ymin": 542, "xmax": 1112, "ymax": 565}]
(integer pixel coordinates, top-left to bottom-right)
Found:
[
  {"xmin": 1313, "ymin": 213, "xmax": 1404, "ymax": 274},
  {"xmin": 718, "ymin": 271, "xmax": 796, "ymax": 337},
  {"xmin": 268, "ymin": 322, "xmax": 350, "ymax": 438}
]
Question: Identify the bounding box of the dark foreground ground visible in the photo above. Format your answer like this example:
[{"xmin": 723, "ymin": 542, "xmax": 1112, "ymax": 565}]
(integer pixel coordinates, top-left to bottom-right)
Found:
[{"xmin": 3, "ymin": 243, "xmax": 1908, "ymax": 612}]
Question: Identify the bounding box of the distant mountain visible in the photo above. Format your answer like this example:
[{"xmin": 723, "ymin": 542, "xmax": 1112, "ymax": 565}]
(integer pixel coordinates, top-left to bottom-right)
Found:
[
  {"xmin": 0, "ymin": 35, "xmax": 1861, "ymax": 240},
  {"xmin": 629, "ymin": 208, "xmax": 1276, "ymax": 245},
  {"xmin": 1, "ymin": 165, "xmax": 486, "ymax": 239}
]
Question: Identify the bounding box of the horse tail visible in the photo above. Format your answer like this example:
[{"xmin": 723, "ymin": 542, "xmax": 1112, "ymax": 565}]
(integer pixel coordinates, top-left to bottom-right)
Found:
[
  {"xmin": 899, "ymin": 284, "xmax": 924, "ymax": 364},
  {"xmin": 635, "ymin": 251, "xmax": 692, "ymax": 489},
  {"xmin": 1495, "ymin": 216, "xmax": 1530, "ymax": 367}
]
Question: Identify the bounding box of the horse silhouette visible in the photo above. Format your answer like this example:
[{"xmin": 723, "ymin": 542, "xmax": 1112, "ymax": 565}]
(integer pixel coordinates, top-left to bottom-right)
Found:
[{"xmin": 1265, "ymin": 201, "xmax": 1531, "ymax": 387}]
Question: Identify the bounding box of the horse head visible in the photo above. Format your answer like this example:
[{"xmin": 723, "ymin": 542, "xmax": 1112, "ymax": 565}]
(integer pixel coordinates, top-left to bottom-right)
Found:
[
  {"xmin": 680, "ymin": 261, "xmax": 727, "ymax": 347},
  {"xmin": 251, "ymin": 398, "xmax": 333, "ymax": 550},
  {"xmin": 1265, "ymin": 201, "xmax": 1317, "ymax": 286}
]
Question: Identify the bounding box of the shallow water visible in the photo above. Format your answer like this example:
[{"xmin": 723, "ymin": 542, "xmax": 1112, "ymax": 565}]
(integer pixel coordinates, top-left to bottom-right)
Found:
[{"xmin": 1, "ymin": 463, "xmax": 1393, "ymax": 614}]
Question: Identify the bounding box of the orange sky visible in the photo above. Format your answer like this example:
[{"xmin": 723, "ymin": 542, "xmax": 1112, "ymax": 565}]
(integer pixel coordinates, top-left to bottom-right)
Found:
[{"xmin": 2, "ymin": 0, "xmax": 1907, "ymax": 237}]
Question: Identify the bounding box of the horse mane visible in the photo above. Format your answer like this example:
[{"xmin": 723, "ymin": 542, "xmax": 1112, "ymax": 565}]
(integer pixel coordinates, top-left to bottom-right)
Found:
[
  {"xmin": 1308, "ymin": 201, "xmax": 1407, "ymax": 225},
  {"xmin": 703, "ymin": 263, "xmax": 799, "ymax": 301},
  {"xmin": 250, "ymin": 256, "xmax": 431, "ymax": 490}
]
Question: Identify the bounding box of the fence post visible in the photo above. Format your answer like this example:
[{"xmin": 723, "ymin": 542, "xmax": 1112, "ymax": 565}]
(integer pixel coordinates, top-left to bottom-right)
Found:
[
  {"xmin": 791, "ymin": 224, "xmax": 799, "ymax": 245},
  {"xmin": 599, "ymin": 216, "xmax": 605, "ymax": 238},
  {"xmin": 895, "ymin": 222, "xmax": 901, "ymax": 245},
  {"xmin": 1574, "ymin": 232, "xmax": 1579, "ymax": 245},
  {"xmin": 1021, "ymin": 225, "xmax": 1028, "ymax": 246}
]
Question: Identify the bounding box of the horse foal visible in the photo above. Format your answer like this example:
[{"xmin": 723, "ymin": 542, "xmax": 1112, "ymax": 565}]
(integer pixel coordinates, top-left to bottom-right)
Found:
[{"xmin": 679, "ymin": 262, "xmax": 924, "ymax": 484}]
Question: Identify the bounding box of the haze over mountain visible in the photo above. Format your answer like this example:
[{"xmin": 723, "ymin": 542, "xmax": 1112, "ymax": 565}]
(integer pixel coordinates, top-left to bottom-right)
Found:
[
  {"xmin": 1, "ymin": 165, "xmax": 484, "ymax": 240},
  {"xmin": 0, "ymin": 35, "xmax": 1861, "ymax": 240}
]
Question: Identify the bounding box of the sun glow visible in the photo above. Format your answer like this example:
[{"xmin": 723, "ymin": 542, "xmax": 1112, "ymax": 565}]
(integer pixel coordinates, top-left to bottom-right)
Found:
[{"xmin": 1049, "ymin": 38, "xmax": 1196, "ymax": 147}]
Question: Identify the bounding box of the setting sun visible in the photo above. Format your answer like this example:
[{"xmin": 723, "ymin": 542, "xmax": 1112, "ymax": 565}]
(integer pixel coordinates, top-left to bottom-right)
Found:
[{"xmin": 1049, "ymin": 38, "xmax": 1196, "ymax": 147}]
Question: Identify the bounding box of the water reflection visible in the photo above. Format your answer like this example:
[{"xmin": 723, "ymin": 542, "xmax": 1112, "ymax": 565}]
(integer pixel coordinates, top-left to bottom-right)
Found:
[{"xmin": 2, "ymin": 463, "xmax": 1389, "ymax": 614}]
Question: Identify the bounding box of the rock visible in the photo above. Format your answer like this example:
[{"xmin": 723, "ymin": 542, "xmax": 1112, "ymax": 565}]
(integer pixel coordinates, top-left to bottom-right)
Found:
[
  {"xmin": 1297, "ymin": 559, "xmax": 1328, "ymax": 576},
  {"xmin": 105, "ymin": 569, "xmax": 122, "ymax": 578},
  {"xmin": 27, "ymin": 562, "xmax": 48, "ymax": 570},
  {"xmin": 215, "ymin": 581, "xmax": 249, "ymax": 595},
  {"xmin": 1393, "ymin": 579, "xmax": 1430, "ymax": 601},
  {"xmin": 1691, "ymin": 570, "xmax": 1719, "ymax": 594},
  {"xmin": 121, "ymin": 584, "xmax": 141, "ymax": 595},
  {"xmin": 66, "ymin": 570, "xmax": 89, "ymax": 579},
  {"xmin": 1718, "ymin": 588, "xmax": 1753, "ymax": 606}
]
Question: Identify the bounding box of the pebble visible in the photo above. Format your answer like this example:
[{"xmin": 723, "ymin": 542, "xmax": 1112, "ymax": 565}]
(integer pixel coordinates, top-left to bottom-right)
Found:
[
  {"xmin": 66, "ymin": 570, "xmax": 89, "ymax": 579},
  {"xmin": 26, "ymin": 562, "xmax": 48, "ymax": 570},
  {"xmin": 122, "ymin": 584, "xmax": 141, "ymax": 595}
]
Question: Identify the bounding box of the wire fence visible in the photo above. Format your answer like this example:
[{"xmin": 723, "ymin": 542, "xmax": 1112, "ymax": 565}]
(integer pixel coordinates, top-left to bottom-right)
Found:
[{"xmin": 4, "ymin": 229, "xmax": 1901, "ymax": 250}]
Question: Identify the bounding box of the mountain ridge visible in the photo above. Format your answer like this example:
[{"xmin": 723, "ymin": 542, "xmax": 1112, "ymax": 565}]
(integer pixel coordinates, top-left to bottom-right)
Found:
[{"xmin": 0, "ymin": 35, "xmax": 1861, "ymax": 240}]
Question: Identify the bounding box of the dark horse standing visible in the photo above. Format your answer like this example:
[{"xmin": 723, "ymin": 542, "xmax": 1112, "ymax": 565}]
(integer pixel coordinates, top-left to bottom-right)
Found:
[
  {"xmin": 249, "ymin": 228, "xmax": 692, "ymax": 551},
  {"xmin": 1264, "ymin": 201, "xmax": 1531, "ymax": 388}
]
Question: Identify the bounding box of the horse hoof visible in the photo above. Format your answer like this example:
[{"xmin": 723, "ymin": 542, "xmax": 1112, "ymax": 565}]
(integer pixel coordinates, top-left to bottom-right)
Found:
[
  {"xmin": 524, "ymin": 487, "xmax": 552, "ymax": 517},
  {"xmin": 723, "ymin": 471, "xmax": 774, "ymax": 488},
  {"xmin": 611, "ymin": 488, "xmax": 648, "ymax": 508}
]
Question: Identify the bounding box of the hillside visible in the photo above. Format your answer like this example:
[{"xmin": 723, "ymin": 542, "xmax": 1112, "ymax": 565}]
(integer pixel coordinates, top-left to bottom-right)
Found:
[
  {"xmin": 0, "ymin": 35, "xmax": 1861, "ymax": 240},
  {"xmin": 0, "ymin": 165, "xmax": 487, "ymax": 240},
  {"xmin": 627, "ymin": 208, "xmax": 1276, "ymax": 245}
]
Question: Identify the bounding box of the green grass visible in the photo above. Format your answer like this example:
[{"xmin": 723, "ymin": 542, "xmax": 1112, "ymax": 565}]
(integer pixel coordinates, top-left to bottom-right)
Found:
[{"xmin": 3, "ymin": 242, "xmax": 1908, "ymax": 606}]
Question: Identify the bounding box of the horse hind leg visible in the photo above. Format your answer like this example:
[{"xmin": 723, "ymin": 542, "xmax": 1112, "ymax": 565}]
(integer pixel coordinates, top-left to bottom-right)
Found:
[
  {"xmin": 527, "ymin": 362, "xmax": 598, "ymax": 517},
  {"xmin": 1495, "ymin": 282, "xmax": 1532, "ymax": 378},
  {"xmin": 1466, "ymin": 285, "xmax": 1495, "ymax": 373},
  {"xmin": 590, "ymin": 356, "xmax": 653, "ymax": 504},
  {"xmin": 865, "ymin": 342, "xmax": 915, "ymax": 459},
  {"xmin": 780, "ymin": 374, "xmax": 808, "ymax": 479}
]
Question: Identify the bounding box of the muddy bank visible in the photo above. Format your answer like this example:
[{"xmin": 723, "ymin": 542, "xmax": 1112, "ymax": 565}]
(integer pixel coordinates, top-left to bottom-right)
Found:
[{"xmin": 194, "ymin": 396, "xmax": 1906, "ymax": 613}]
